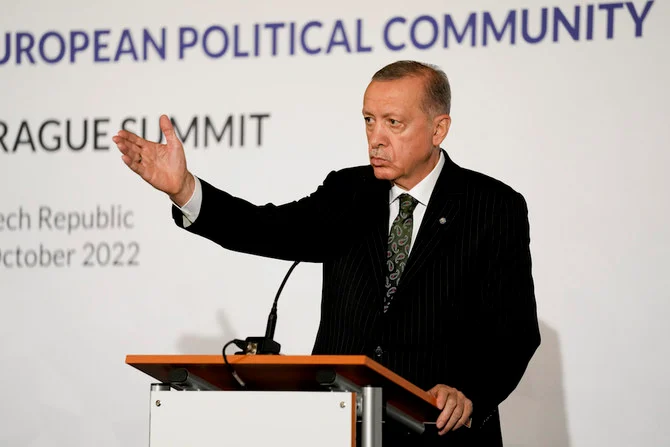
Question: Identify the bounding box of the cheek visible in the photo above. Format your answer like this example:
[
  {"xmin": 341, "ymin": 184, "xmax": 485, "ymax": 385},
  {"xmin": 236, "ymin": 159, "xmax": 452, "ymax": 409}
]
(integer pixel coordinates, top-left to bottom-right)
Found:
[
  {"xmin": 393, "ymin": 133, "xmax": 416, "ymax": 152},
  {"xmin": 396, "ymin": 140, "xmax": 426, "ymax": 168}
]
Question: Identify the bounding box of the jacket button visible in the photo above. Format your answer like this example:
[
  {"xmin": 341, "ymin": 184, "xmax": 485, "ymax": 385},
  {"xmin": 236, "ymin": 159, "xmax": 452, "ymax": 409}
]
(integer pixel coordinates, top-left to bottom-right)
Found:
[{"xmin": 374, "ymin": 346, "xmax": 383, "ymax": 358}]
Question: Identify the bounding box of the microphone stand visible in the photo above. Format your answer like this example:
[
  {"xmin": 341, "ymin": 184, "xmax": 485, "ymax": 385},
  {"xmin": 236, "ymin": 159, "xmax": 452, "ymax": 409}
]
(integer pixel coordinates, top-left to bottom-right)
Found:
[{"xmin": 239, "ymin": 260, "xmax": 301, "ymax": 355}]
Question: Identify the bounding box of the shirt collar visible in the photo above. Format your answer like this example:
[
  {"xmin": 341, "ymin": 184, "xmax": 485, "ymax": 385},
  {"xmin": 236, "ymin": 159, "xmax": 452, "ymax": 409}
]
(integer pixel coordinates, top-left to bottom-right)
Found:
[{"xmin": 389, "ymin": 150, "xmax": 445, "ymax": 206}]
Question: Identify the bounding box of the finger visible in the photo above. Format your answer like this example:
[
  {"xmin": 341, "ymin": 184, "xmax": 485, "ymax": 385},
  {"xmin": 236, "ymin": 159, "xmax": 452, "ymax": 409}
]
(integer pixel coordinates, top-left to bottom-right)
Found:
[
  {"xmin": 436, "ymin": 407, "xmax": 454, "ymax": 434},
  {"xmin": 160, "ymin": 114, "xmax": 179, "ymax": 146},
  {"xmin": 427, "ymin": 385, "xmax": 450, "ymax": 408},
  {"xmin": 121, "ymin": 154, "xmax": 139, "ymax": 173},
  {"xmin": 435, "ymin": 394, "xmax": 457, "ymax": 429},
  {"xmin": 134, "ymin": 159, "xmax": 146, "ymax": 178},
  {"xmin": 116, "ymin": 129, "xmax": 148, "ymax": 148},
  {"xmin": 113, "ymin": 137, "xmax": 133, "ymax": 156},
  {"xmin": 121, "ymin": 153, "xmax": 144, "ymax": 172},
  {"xmin": 453, "ymin": 400, "xmax": 473, "ymax": 430},
  {"xmin": 441, "ymin": 403, "xmax": 463, "ymax": 434},
  {"xmin": 427, "ymin": 385, "xmax": 440, "ymax": 397},
  {"xmin": 434, "ymin": 389, "xmax": 448, "ymax": 410},
  {"xmin": 113, "ymin": 135, "xmax": 143, "ymax": 157},
  {"xmin": 438, "ymin": 395, "xmax": 460, "ymax": 433}
]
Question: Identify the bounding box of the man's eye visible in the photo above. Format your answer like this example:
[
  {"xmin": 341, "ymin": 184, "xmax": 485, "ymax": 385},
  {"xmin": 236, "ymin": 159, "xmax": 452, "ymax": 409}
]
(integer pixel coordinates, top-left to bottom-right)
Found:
[
  {"xmin": 389, "ymin": 119, "xmax": 399, "ymax": 126},
  {"xmin": 364, "ymin": 117, "xmax": 372, "ymax": 123}
]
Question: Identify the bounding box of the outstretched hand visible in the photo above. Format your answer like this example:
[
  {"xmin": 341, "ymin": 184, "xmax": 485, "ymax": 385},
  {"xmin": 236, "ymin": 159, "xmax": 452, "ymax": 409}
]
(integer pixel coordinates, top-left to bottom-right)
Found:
[{"xmin": 112, "ymin": 114, "xmax": 194, "ymax": 206}]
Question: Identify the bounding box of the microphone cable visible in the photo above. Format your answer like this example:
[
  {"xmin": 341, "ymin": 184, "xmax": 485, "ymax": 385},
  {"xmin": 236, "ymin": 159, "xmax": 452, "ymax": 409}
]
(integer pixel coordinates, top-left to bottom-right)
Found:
[
  {"xmin": 222, "ymin": 339, "xmax": 247, "ymax": 390},
  {"xmin": 220, "ymin": 260, "xmax": 302, "ymax": 388},
  {"xmin": 265, "ymin": 260, "xmax": 300, "ymax": 340}
]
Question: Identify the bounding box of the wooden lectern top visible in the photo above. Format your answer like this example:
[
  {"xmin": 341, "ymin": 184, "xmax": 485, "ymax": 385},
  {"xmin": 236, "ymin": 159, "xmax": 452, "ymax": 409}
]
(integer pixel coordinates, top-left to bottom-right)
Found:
[{"xmin": 126, "ymin": 354, "xmax": 440, "ymax": 423}]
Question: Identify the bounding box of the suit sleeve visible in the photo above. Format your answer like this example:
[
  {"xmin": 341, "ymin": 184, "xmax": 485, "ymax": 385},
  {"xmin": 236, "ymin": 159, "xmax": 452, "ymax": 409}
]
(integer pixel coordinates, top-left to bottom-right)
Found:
[
  {"xmin": 170, "ymin": 170, "xmax": 354, "ymax": 263},
  {"xmin": 461, "ymin": 191, "xmax": 541, "ymax": 428}
]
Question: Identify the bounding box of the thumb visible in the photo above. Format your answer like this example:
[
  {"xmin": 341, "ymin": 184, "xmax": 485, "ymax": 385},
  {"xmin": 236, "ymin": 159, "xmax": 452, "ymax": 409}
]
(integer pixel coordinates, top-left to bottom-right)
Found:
[
  {"xmin": 427, "ymin": 386, "xmax": 447, "ymax": 408},
  {"xmin": 159, "ymin": 114, "xmax": 179, "ymax": 146}
]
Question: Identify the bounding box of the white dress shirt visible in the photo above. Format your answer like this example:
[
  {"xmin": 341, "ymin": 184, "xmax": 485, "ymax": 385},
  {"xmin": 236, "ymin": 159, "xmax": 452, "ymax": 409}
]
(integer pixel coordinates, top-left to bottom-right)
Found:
[
  {"xmin": 387, "ymin": 151, "xmax": 445, "ymax": 256},
  {"xmin": 178, "ymin": 175, "xmax": 203, "ymax": 227}
]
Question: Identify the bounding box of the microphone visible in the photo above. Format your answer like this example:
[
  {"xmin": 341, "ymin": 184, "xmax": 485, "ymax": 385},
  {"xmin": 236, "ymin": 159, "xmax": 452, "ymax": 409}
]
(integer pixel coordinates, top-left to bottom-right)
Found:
[{"xmin": 239, "ymin": 260, "xmax": 301, "ymax": 355}]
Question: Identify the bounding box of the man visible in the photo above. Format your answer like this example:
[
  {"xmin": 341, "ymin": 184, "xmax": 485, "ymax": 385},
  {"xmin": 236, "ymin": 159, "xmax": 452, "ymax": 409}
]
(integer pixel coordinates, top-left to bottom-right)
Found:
[{"xmin": 113, "ymin": 60, "xmax": 540, "ymax": 446}]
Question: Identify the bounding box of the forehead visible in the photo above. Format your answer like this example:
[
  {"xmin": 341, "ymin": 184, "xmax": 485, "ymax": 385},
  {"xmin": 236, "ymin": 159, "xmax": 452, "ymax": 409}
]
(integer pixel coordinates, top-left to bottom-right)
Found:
[{"xmin": 363, "ymin": 76, "xmax": 426, "ymax": 114}]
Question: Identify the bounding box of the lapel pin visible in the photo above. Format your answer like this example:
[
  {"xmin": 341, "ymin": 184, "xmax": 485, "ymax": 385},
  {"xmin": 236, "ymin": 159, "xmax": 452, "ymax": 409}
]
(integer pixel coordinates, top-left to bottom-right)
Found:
[{"xmin": 439, "ymin": 217, "xmax": 447, "ymax": 225}]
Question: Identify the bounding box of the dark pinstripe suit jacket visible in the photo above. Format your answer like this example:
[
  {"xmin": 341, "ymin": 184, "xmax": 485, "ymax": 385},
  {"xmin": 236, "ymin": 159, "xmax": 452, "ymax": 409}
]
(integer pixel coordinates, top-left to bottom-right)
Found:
[{"xmin": 173, "ymin": 151, "xmax": 540, "ymax": 446}]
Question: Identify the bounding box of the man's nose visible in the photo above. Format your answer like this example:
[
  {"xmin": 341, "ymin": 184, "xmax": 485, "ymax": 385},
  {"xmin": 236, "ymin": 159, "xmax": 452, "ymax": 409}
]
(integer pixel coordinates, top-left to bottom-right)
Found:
[{"xmin": 367, "ymin": 123, "xmax": 387, "ymax": 148}]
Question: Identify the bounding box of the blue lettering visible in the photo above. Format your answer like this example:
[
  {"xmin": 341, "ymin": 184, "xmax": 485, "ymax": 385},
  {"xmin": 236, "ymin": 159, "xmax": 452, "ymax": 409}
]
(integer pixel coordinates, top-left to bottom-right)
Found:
[
  {"xmin": 444, "ymin": 13, "xmax": 477, "ymax": 47},
  {"xmin": 327, "ymin": 20, "xmax": 351, "ymax": 53},
  {"xmin": 70, "ymin": 30, "xmax": 89, "ymax": 63},
  {"xmin": 521, "ymin": 8, "xmax": 548, "ymax": 44},
  {"xmin": 410, "ymin": 15, "xmax": 438, "ymax": 50},
  {"xmin": 114, "ymin": 29, "xmax": 138, "ymax": 61},
  {"xmin": 626, "ymin": 1, "xmax": 654, "ymax": 37},
  {"xmin": 233, "ymin": 25, "xmax": 248, "ymax": 57},
  {"xmin": 301, "ymin": 21, "xmax": 322, "ymax": 55},
  {"xmin": 265, "ymin": 23, "xmax": 284, "ymax": 56},
  {"xmin": 553, "ymin": 6, "xmax": 580, "ymax": 42},
  {"xmin": 16, "ymin": 32, "xmax": 36, "ymax": 65},
  {"xmin": 39, "ymin": 31, "xmax": 65, "ymax": 64},
  {"xmin": 483, "ymin": 11, "xmax": 517, "ymax": 46},
  {"xmin": 599, "ymin": 3, "xmax": 624, "ymax": 39},
  {"xmin": 254, "ymin": 24, "xmax": 260, "ymax": 56},
  {"xmin": 289, "ymin": 22, "xmax": 296, "ymax": 55},
  {"xmin": 0, "ymin": 5, "xmax": 653, "ymax": 66},
  {"xmin": 179, "ymin": 27, "xmax": 198, "ymax": 59},
  {"xmin": 143, "ymin": 28, "xmax": 166, "ymax": 60},
  {"xmin": 203, "ymin": 26, "xmax": 228, "ymax": 58},
  {"xmin": 587, "ymin": 5, "xmax": 595, "ymax": 40},
  {"xmin": 94, "ymin": 30, "xmax": 111, "ymax": 62},
  {"xmin": 0, "ymin": 33, "xmax": 10, "ymax": 65},
  {"xmin": 384, "ymin": 16, "xmax": 406, "ymax": 51},
  {"xmin": 356, "ymin": 19, "xmax": 372, "ymax": 52}
]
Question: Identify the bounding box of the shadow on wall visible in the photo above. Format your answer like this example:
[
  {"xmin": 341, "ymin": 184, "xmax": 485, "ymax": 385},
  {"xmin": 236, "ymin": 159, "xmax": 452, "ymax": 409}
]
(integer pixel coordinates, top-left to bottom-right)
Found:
[
  {"xmin": 174, "ymin": 314, "xmax": 571, "ymax": 446},
  {"xmin": 176, "ymin": 310, "xmax": 238, "ymax": 354},
  {"xmin": 500, "ymin": 320, "xmax": 571, "ymax": 447}
]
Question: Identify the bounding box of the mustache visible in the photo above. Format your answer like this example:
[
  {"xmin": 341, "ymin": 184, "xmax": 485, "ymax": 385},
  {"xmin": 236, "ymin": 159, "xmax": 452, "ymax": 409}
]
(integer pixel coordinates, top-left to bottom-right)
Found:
[{"xmin": 369, "ymin": 149, "xmax": 390, "ymax": 160}]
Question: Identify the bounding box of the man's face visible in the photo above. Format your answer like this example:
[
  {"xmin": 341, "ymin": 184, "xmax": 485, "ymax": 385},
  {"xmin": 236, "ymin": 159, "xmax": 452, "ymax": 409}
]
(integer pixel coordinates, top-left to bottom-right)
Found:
[{"xmin": 363, "ymin": 76, "xmax": 450, "ymax": 190}]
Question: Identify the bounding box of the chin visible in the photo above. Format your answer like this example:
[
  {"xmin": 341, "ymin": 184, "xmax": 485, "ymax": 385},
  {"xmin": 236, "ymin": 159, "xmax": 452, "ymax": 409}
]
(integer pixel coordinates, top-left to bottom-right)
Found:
[{"xmin": 371, "ymin": 166, "xmax": 397, "ymax": 182}]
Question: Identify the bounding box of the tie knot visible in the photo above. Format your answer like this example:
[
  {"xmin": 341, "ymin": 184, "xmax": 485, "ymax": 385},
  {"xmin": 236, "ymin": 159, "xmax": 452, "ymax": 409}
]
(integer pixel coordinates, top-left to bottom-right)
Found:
[{"xmin": 398, "ymin": 194, "xmax": 418, "ymax": 217}]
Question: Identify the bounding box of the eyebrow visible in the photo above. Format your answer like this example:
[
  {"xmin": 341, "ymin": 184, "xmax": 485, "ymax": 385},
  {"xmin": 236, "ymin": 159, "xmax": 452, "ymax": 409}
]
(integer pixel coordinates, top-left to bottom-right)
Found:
[{"xmin": 362, "ymin": 110, "xmax": 403, "ymax": 119}]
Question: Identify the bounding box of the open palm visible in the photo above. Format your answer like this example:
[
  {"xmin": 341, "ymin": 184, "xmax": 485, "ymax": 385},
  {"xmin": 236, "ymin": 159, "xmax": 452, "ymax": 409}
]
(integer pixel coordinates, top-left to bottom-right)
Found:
[{"xmin": 113, "ymin": 115, "xmax": 192, "ymax": 203}]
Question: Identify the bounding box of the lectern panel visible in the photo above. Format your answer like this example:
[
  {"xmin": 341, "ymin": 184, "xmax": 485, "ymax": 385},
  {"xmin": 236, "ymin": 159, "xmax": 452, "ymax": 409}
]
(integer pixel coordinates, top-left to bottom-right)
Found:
[{"xmin": 149, "ymin": 390, "xmax": 355, "ymax": 447}]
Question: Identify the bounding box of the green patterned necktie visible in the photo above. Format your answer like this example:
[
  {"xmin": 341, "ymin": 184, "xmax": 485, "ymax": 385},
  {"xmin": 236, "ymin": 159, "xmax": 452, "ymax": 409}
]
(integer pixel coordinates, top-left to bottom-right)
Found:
[{"xmin": 384, "ymin": 193, "xmax": 419, "ymax": 313}]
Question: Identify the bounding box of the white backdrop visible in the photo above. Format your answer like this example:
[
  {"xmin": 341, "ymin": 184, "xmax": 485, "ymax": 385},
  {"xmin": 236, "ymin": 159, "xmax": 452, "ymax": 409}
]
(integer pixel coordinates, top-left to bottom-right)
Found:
[{"xmin": 1, "ymin": 1, "xmax": 668, "ymax": 446}]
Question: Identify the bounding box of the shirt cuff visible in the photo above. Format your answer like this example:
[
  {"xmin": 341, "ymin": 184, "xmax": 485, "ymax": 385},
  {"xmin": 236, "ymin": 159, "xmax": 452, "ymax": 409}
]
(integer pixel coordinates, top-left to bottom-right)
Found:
[{"xmin": 174, "ymin": 175, "xmax": 203, "ymax": 227}]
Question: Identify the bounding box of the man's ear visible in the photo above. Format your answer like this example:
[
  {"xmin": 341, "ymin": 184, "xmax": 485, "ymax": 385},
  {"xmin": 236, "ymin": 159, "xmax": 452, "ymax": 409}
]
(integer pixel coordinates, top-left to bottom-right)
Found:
[{"xmin": 432, "ymin": 114, "xmax": 451, "ymax": 147}]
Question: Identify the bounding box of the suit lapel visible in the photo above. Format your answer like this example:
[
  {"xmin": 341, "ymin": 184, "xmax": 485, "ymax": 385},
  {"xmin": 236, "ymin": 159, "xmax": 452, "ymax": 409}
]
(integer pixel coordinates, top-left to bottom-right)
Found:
[
  {"xmin": 363, "ymin": 172, "xmax": 391, "ymax": 298},
  {"xmin": 359, "ymin": 152, "xmax": 466, "ymax": 305},
  {"xmin": 395, "ymin": 151, "xmax": 465, "ymax": 294}
]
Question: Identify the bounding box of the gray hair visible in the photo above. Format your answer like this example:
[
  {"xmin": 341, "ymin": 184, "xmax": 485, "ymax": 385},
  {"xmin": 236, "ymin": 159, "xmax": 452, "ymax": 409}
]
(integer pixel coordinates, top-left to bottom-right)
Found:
[{"xmin": 371, "ymin": 60, "xmax": 451, "ymax": 116}]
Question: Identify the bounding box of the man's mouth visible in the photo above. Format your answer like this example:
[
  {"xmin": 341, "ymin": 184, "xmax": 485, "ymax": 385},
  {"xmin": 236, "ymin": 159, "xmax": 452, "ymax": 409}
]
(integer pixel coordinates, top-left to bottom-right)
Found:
[{"xmin": 369, "ymin": 150, "xmax": 390, "ymax": 163}]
